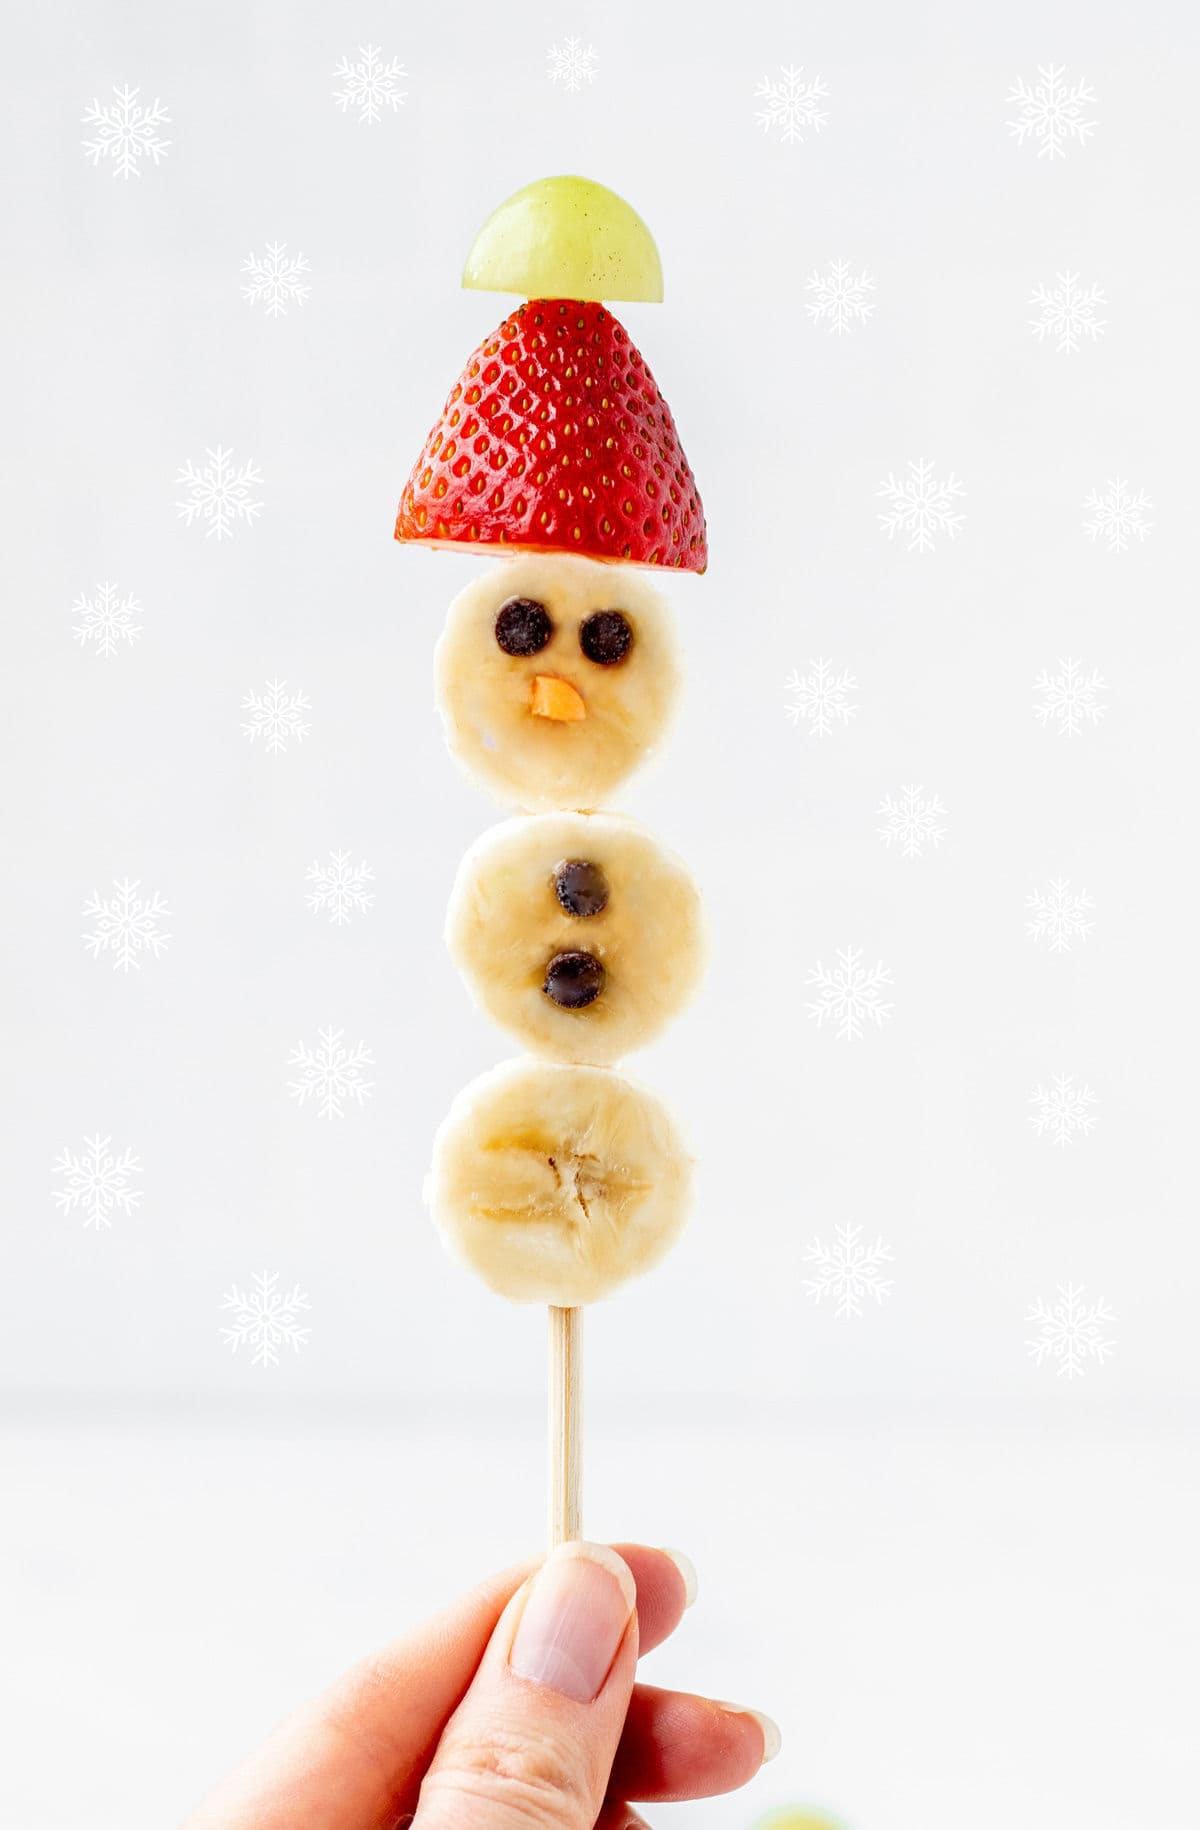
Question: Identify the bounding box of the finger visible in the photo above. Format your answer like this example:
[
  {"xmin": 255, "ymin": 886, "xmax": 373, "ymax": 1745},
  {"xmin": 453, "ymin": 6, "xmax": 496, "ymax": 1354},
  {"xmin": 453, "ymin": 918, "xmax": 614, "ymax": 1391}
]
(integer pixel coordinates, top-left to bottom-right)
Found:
[
  {"xmin": 614, "ymin": 1542, "xmax": 695, "ymax": 1653},
  {"xmin": 412, "ymin": 1540, "xmax": 640, "ymax": 1828},
  {"xmin": 596, "ymin": 1804, "xmax": 652, "ymax": 1830},
  {"xmin": 609, "ymin": 1681, "xmax": 781, "ymax": 1802},
  {"xmin": 182, "ymin": 1544, "xmax": 691, "ymax": 1830}
]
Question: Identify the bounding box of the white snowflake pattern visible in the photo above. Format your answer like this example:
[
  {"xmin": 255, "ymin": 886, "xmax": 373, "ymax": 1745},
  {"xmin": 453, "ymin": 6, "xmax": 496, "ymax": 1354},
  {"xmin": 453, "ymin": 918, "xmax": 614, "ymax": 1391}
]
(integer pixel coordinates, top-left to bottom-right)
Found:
[
  {"xmin": 1007, "ymin": 65, "xmax": 1098, "ymax": 160},
  {"xmin": 754, "ymin": 65, "xmax": 829, "ymax": 144},
  {"xmin": 241, "ymin": 242, "xmax": 311, "ymax": 317},
  {"xmin": 877, "ymin": 459, "xmax": 965, "ymax": 553},
  {"xmin": 82, "ymin": 878, "xmax": 172, "ymax": 973},
  {"xmin": 220, "ymin": 1270, "xmax": 311, "ymax": 1369},
  {"xmin": 241, "ymin": 679, "xmax": 312, "ymax": 754},
  {"xmin": 804, "ymin": 1222, "xmax": 894, "ymax": 1319},
  {"xmin": 306, "ymin": 851, "xmax": 376, "ymax": 925},
  {"xmin": 1025, "ymin": 878, "xmax": 1095, "ymax": 953},
  {"xmin": 1026, "ymin": 1283, "xmax": 1116, "ymax": 1379},
  {"xmin": 175, "ymin": 446, "xmax": 264, "ymax": 541},
  {"xmin": 81, "ymin": 84, "xmax": 171, "ymax": 180},
  {"xmin": 1029, "ymin": 1073, "xmax": 1098, "ymax": 1147},
  {"xmin": 1083, "ymin": 479, "xmax": 1153, "ymax": 553},
  {"xmin": 52, "ymin": 1134, "xmax": 142, "ymax": 1231},
  {"xmin": 783, "ymin": 660, "xmax": 859, "ymax": 738},
  {"xmin": 71, "ymin": 581, "xmax": 143, "ymax": 657},
  {"xmin": 1033, "ymin": 660, "xmax": 1109, "ymax": 738},
  {"xmin": 806, "ymin": 948, "xmax": 894, "ymax": 1042},
  {"xmin": 1028, "ymin": 273, "xmax": 1106, "ymax": 354},
  {"xmin": 287, "ymin": 1026, "xmax": 375, "ymax": 1119},
  {"xmin": 877, "ymin": 786, "xmax": 947, "ymax": 860},
  {"xmin": 546, "ymin": 37, "xmax": 598, "ymax": 91},
  {"xmin": 332, "ymin": 46, "xmax": 407, "ymax": 124},
  {"xmin": 805, "ymin": 259, "xmax": 876, "ymax": 335}
]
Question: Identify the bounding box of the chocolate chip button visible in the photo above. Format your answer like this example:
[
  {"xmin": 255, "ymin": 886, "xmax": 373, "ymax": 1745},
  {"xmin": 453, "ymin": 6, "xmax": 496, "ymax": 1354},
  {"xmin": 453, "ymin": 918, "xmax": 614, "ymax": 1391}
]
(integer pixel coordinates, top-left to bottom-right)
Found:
[
  {"xmin": 553, "ymin": 859, "xmax": 610, "ymax": 918},
  {"xmin": 543, "ymin": 949, "xmax": 606, "ymax": 1009}
]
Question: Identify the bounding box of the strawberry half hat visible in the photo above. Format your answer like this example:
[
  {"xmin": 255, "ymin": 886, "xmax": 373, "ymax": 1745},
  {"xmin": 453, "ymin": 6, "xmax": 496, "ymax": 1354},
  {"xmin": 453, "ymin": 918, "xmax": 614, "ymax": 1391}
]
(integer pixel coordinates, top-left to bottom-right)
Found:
[{"xmin": 394, "ymin": 177, "xmax": 707, "ymax": 573}]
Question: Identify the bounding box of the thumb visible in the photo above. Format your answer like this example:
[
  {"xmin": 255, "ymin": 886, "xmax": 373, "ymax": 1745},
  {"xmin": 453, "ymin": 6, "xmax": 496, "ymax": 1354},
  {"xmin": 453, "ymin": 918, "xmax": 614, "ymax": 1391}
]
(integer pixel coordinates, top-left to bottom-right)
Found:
[{"xmin": 412, "ymin": 1540, "xmax": 639, "ymax": 1829}]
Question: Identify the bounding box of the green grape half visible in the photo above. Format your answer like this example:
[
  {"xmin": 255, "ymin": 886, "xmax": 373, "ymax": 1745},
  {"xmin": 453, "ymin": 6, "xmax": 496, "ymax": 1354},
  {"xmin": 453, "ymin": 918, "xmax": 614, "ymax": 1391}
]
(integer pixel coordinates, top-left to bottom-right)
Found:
[
  {"xmin": 462, "ymin": 175, "xmax": 664, "ymax": 303},
  {"xmin": 750, "ymin": 1812, "xmax": 850, "ymax": 1830}
]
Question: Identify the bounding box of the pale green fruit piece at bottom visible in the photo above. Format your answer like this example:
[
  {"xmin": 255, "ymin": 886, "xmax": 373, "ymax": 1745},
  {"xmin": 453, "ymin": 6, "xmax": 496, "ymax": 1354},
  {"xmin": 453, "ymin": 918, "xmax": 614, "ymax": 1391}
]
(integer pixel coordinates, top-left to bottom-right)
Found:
[
  {"xmin": 461, "ymin": 174, "xmax": 664, "ymax": 303},
  {"xmin": 750, "ymin": 1812, "xmax": 849, "ymax": 1830}
]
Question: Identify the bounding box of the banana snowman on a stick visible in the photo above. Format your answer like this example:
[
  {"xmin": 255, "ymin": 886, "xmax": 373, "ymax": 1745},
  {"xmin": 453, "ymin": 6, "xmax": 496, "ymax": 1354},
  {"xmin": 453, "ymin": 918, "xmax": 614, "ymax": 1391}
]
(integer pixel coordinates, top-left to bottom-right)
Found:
[{"xmin": 395, "ymin": 177, "xmax": 707, "ymax": 1530}]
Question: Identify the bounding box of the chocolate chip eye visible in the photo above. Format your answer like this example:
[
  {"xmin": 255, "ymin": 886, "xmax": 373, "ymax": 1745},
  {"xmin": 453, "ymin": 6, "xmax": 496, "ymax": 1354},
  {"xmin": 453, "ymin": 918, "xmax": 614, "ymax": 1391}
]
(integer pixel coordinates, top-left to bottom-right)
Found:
[
  {"xmin": 553, "ymin": 859, "xmax": 610, "ymax": 918},
  {"xmin": 579, "ymin": 609, "xmax": 633, "ymax": 666},
  {"xmin": 543, "ymin": 949, "xmax": 605, "ymax": 1009},
  {"xmin": 495, "ymin": 597, "xmax": 553, "ymax": 657}
]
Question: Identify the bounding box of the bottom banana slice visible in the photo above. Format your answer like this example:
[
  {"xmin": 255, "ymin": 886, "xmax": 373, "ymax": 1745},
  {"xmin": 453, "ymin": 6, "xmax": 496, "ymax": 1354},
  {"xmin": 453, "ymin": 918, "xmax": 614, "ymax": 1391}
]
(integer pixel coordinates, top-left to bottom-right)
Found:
[{"xmin": 425, "ymin": 1056, "xmax": 693, "ymax": 1305}]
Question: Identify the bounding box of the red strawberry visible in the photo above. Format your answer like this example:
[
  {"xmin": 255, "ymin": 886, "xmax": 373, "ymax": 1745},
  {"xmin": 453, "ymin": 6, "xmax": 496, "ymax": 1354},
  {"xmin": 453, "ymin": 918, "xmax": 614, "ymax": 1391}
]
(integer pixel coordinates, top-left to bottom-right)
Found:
[{"xmin": 394, "ymin": 299, "xmax": 706, "ymax": 572}]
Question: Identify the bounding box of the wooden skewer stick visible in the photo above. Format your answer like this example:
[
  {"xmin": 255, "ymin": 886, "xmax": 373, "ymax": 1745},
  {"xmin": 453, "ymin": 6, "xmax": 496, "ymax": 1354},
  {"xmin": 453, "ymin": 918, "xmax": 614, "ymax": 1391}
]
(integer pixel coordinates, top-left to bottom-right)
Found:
[{"xmin": 548, "ymin": 1304, "xmax": 583, "ymax": 1548}]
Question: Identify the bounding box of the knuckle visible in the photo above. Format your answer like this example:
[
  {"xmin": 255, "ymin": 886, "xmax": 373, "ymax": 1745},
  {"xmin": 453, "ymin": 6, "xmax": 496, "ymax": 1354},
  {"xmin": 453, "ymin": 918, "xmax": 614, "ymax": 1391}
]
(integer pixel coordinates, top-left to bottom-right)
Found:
[
  {"xmin": 419, "ymin": 1719, "xmax": 591, "ymax": 1828},
  {"xmin": 595, "ymin": 1807, "xmax": 649, "ymax": 1830}
]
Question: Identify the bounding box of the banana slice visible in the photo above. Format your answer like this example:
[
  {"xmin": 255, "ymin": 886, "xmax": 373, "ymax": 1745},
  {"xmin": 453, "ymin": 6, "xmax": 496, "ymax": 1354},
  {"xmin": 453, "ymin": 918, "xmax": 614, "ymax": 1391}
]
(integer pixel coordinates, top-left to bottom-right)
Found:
[
  {"xmin": 434, "ymin": 553, "xmax": 682, "ymax": 812},
  {"xmin": 425, "ymin": 1056, "xmax": 693, "ymax": 1304},
  {"xmin": 446, "ymin": 810, "xmax": 705, "ymax": 1064}
]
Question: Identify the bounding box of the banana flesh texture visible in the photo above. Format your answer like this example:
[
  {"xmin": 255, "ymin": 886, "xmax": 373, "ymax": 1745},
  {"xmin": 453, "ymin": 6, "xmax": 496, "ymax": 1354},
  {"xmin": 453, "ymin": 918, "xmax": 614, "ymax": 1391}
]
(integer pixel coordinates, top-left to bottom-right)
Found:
[
  {"xmin": 434, "ymin": 553, "xmax": 681, "ymax": 813},
  {"xmin": 446, "ymin": 809, "xmax": 706, "ymax": 1065},
  {"xmin": 428, "ymin": 553, "xmax": 700, "ymax": 1305},
  {"xmin": 426, "ymin": 1057, "xmax": 693, "ymax": 1304}
]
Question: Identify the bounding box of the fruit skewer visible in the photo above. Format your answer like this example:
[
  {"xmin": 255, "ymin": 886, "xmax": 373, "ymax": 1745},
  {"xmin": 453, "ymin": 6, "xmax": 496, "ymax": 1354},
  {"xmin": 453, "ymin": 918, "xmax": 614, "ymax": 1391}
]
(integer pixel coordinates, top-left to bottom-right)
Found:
[
  {"xmin": 395, "ymin": 178, "xmax": 708, "ymax": 1550},
  {"xmin": 548, "ymin": 1303, "xmax": 583, "ymax": 1546}
]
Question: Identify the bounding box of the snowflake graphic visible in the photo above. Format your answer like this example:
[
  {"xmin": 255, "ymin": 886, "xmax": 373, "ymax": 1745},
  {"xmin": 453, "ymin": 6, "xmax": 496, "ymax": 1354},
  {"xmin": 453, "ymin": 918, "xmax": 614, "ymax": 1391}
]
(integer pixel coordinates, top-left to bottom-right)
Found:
[
  {"xmin": 1007, "ymin": 65, "xmax": 1098, "ymax": 160},
  {"xmin": 1028, "ymin": 273, "xmax": 1106, "ymax": 354},
  {"xmin": 1025, "ymin": 878, "xmax": 1094, "ymax": 953},
  {"xmin": 332, "ymin": 45, "xmax": 407, "ymax": 123},
  {"xmin": 1029, "ymin": 1073, "xmax": 1098, "ymax": 1147},
  {"xmin": 1083, "ymin": 479, "xmax": 1153, "ymax": 553},
  {"xmin": 1026, "ymin": 1283, "xmax": 1115, "ymax": 1379},
  {"xmin": 220, "ymin": 1270, "xmax": 311, "ymax": 1369},
  {"xmin": 754, "ymin": 64, "xmax": 829, "ymax": 144},
  {"xmin": 175, "ymin": 446, "xmax": 264, "ymax": 541},
  {"xmin": 805, "ymin": 259, "xmax": 876, "ymax": 335},
  {"xmin": 82, "ymin": 878, "xmax": 172, "ymax": 973},
  {"xmin": 82, "ymin": 84, "xmax": 171, "ymax": 180},
  {"xmin": 241, "ymin": 242, "xmax": 311, "ymax": 317},
  {"xmin": 877, "ymin": 786, "xmax": 947, "ymax": 860},
  {"xmin": 877, "ymin": 459, "xmax": 965, "ymax": 553},
  {"xmin": 1033, "ymin": 660, "xmax": 1109, "ymax": 738},
  {"xmin": 71, "ymin": 581, "xmax": 143, "ymax": 657},
  {"xmin": 287, "ymin": 1026, "xmax": 375, "ymax": 1119},
  {"xmin": 804, "ymin": 1222, "xmax": 894, "ymax": 1319},
  {"xmin": 783, "ymin": 660, "xmax": 859, "ymax": 738},
  {"xmin": 52, "ymin": 1134, "xmax": 142, "ymax": 1231},
  {"xmin": 306, "ymin": 851, "xmax": 376, "ymax": 925},
  {"xmin": 546, "ymin": 36, "xmax": 598, "ymax": 91},
  {"xmin": 241, "ymin": 679, "xmax": 312, "ymax": 754},
  {"xmin": 806, "ymin": 948, "xmax": 894, "ymax": 1042}
]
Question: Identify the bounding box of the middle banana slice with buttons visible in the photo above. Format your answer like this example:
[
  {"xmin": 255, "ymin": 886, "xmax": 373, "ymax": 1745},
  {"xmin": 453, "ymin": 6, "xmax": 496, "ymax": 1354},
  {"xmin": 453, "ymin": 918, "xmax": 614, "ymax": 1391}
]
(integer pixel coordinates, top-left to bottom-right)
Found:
[{"xmin": 446, "ymin": 810, "xmax": 706, "ymax": 1065}]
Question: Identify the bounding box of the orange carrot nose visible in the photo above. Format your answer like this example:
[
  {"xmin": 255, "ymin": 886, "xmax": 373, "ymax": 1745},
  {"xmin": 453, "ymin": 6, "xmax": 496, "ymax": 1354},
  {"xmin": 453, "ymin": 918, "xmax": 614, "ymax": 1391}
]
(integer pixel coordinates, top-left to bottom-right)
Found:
[{"xmin": 530, "ymin": 674, "xmax": 587, "ymax": 721}]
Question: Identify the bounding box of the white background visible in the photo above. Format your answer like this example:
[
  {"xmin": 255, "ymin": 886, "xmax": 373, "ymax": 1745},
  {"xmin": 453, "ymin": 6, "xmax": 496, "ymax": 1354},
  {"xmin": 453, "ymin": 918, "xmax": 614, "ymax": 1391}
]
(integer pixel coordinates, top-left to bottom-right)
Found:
[{"xmin": 3, "ymin": 2, "xmax": 1198, "ymax": 1826}]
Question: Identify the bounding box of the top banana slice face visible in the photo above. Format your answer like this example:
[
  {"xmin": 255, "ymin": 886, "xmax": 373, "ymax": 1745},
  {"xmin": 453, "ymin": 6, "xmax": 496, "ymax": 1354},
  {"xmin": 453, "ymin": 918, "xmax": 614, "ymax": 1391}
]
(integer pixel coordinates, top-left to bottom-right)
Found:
[
  {"xmin": 425, "ymin": 1056, "xmax": 694, "ymax": 1304},
  {"xmin": 434, "ymin": 554, "xmax": 682, "ymax": 812},
  {"xmin": 446, "ymin": 810, "xmax": 706, "ymax": 1065}
]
